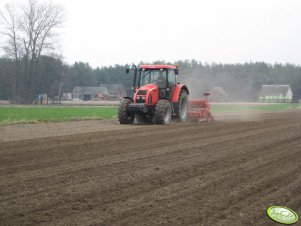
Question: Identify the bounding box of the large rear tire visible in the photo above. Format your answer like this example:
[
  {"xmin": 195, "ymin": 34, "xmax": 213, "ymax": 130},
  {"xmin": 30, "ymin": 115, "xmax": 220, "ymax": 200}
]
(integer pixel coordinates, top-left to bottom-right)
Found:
[
  {"xmin": 118, "ymin": 98, "xmax": 134, "ymax": 124},
  {"xmin": 176, "ymin": 89, "xmax": 188, "ymax": 122},
  {"xmin": 154, "ymin": 99, "xmax": 172, "ymax": 125}
]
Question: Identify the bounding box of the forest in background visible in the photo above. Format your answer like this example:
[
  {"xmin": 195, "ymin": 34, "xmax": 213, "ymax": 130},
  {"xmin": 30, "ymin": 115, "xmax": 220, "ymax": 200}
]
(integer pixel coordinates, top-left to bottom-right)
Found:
[{"xmin": 1, "ymin": 57, "xmax": 301, "ymax": 102}]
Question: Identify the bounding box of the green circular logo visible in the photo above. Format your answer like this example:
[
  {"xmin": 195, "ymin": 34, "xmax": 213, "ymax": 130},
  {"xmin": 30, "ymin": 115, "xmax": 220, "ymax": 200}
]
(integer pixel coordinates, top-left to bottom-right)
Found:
[{"xmin": 267, "ymin": 206, "xmax": 299, "ymax": 225}]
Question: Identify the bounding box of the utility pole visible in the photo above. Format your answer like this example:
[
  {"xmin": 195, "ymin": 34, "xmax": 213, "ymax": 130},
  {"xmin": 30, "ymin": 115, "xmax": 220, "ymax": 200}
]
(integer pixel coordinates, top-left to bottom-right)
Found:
[{"xmin": 58, "ymin": 82, "xmax": 63, "ymax": 104}]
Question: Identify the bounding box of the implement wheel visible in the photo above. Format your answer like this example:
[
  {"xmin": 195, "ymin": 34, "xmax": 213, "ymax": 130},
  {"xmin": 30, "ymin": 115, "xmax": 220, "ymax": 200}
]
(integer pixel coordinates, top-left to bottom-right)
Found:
[{"xmin": 207, "ymin": 112, "xmax": 215, "ymax": 122}]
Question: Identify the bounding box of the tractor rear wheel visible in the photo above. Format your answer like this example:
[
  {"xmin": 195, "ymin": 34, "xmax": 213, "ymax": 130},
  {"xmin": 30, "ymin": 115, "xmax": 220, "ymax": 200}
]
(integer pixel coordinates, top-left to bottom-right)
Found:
[
  {"xmin": 118, "ymin": 98, "xmax": 134, "ymax": 124},
  {"xmin": 176, "ymin": 89, "xmax": 188, "ymax": 122},
  {"xmin": 154, "ymin": 99, "xmax": 172, "ymax": 125}
]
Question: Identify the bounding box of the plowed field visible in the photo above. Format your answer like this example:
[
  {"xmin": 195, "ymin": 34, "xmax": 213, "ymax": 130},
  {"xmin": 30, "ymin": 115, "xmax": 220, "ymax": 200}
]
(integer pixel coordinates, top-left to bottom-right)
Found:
[{"xmin": 1, "ymin": 111, "xmax": 300, "ymax": 225}]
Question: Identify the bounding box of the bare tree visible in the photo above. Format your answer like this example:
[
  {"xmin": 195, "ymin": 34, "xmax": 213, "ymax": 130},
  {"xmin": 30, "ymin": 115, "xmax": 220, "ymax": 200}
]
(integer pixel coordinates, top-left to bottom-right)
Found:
[
  {"xmin": 0, "ymin": 0, "xmax": 64, "ymax": 103},
  {"xmin": 0, "ymin": 2, "xmax": 21, "ymax": 101}
]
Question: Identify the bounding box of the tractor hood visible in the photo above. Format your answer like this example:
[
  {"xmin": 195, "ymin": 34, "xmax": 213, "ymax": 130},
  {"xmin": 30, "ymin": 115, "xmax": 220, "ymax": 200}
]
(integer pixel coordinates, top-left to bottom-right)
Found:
[
  {"xmin": 138, "ymin": 83, "xmax": 158, "ymax": 92},
  {"xmin": 134, "ymin": 83, "xmax": 159, "ymax": 105}
]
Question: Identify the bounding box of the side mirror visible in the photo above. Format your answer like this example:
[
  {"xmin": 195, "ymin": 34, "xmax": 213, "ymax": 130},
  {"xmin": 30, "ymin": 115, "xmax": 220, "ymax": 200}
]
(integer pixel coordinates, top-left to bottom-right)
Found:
[
  {"xmin": 175, "ymin": 69, "xmax": 179, "ymax": 75},
  {"xmin": 126, "ymin": 64, "xmax": 137, "ymax": 73},
  {"xmin": 203, "ymin": 92, "xmax": 210, "ymax": 96}
]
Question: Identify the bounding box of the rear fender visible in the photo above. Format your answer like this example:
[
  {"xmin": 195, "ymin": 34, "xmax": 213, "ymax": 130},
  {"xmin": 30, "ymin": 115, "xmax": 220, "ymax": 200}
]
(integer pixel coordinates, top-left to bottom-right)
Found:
[{"xmin": 171, "ymin": 84, "xmax": 189, "ymax": 102}]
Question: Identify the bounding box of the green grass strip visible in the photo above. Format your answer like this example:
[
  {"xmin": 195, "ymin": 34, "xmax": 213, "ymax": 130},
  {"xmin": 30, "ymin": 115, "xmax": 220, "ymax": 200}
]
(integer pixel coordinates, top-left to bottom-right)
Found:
[
  {"xmin": 0, "ymin": 106, "xmax": 118, "ymax": 126},
  {"xmin": 0, "ymin": 103, "xmax": 300, "ymax": 126},
  {"xmin": 211, "ymin": 103, "xmax": 301, "ymax": 113}
]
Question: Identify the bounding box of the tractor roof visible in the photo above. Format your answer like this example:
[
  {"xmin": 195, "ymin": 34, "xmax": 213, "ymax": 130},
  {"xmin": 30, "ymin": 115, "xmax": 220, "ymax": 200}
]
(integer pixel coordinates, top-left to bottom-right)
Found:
[{"xmin": 140, "ymin": 64, "xmax": 177, "ymax": 70}]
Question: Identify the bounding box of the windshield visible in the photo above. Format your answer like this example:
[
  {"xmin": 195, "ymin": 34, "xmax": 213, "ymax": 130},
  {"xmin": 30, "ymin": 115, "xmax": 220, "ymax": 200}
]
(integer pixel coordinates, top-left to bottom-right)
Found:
[{"xmin": 139, "ymin": 69, "xmax": 166, "ymax": 88}]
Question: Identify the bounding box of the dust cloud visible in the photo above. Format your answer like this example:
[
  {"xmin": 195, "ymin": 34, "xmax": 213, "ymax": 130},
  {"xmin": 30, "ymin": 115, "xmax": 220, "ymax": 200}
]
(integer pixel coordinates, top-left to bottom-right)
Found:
[{"xmin": 178, "ymin": 71, "xmax": 258, "ymax": 101}]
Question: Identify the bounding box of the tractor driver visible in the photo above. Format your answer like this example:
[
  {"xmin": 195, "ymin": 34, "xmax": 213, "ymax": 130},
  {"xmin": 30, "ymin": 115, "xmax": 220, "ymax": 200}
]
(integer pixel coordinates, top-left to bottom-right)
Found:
[{"xmin": 155, "ymin": 71, "xmax": 166, "ymax": 88}]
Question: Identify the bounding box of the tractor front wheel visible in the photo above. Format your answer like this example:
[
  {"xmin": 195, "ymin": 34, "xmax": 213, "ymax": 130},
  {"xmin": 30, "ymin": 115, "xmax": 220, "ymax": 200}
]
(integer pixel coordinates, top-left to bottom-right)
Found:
[
  {"xmin": 118, "ymin": 98, "xmax": 134, "ymax": 124},
  {"xmin": 154, "ymin": 99, "xmax": 172, "ymax": 125}
]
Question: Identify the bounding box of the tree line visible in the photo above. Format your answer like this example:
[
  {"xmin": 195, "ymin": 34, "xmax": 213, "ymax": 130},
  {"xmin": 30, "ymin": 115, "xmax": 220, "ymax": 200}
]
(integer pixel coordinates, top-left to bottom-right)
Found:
[
  {"xmin": 177, "ymin": 60, "xmax": 301, "ymax": 101},
  {"xmin": 1, "ymin": 58, "xmax": 301, "ymax": 102}
]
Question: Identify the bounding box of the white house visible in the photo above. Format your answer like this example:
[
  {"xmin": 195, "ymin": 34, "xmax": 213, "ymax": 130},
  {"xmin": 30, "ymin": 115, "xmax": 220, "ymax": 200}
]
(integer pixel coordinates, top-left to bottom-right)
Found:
[{"xmin": 258, "ymin": 85, "xmax": 293, "ymax": 103}]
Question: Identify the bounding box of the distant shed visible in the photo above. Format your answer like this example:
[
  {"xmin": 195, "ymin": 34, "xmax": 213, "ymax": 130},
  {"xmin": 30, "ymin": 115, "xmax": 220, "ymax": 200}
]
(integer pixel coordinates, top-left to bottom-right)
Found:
[
  {"xmin": 99, "ymin": 84, "xmax": 127, "ymax": 100},
  {"xmin": 258, "ymin": 85, "xmax": 293, "ymax": 103},
  {"xmin": 72, "ymin": 87, "xmax": 110, "ymax": 101}
]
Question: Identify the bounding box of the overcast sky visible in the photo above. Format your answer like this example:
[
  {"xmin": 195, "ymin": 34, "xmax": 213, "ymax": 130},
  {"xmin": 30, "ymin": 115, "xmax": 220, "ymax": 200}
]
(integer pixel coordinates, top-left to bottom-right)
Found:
[{"xmin": 1, "ymin": 0, "xmax": 301, "ymax": 67}]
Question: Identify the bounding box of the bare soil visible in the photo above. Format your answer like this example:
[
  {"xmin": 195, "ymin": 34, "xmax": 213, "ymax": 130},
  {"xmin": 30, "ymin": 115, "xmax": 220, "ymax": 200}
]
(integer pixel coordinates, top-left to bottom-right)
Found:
[
  {"xmin": 0, "ymin": 111, "xmax": 300, "ymax": 226},
  {"xmin": 0, "ymin": 120, "xmax": 145, "ymax": 142}
]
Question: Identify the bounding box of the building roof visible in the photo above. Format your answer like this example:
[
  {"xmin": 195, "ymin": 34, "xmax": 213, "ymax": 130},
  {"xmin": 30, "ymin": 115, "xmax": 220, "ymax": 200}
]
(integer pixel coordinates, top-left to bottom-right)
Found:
[
  {"xmin": 72, "ymin": 87, "xmax": 109, "ymax": 95},
  {"xmin": 259, "ymin": 85, "xmax": 291, "ymax": 97},
  {"xmin": 99, "ymin": 84, "xmax": 125, "ymax": 94}
]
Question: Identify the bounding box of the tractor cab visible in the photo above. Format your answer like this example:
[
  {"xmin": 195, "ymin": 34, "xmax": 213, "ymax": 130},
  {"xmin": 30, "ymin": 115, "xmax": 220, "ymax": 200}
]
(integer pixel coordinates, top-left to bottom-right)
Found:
[{"xmin": 137, "ymin": 65, "xmax": 178, "ymax": 99}]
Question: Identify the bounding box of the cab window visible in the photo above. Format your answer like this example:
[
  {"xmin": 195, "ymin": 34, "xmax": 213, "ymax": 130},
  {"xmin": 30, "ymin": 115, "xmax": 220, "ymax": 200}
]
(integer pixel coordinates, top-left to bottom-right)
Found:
[{"xmin": 168, "ymin": 69, "xmax": 176, "ymax": 87}]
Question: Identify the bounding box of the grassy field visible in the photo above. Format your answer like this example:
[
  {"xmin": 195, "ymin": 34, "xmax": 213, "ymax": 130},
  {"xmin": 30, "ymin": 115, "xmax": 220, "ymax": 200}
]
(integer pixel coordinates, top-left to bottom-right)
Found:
[
  {"xmin": 0, "ymin": 103, "xmax": 300, "ymax": 125},
  {"xmin": 211, "ymin": 103, "xmax": 301, "ymax": 113},
  {"xmin": 0, "ymin": 106, "xmax": 117, "ymax": 126}
]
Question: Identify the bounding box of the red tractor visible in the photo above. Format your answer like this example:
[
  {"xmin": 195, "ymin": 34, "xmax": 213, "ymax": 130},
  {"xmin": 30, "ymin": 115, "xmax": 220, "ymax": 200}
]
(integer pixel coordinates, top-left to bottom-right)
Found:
[{"xmin": 118, "ymin": 64, "xmax": 189, "ymax": 125}]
